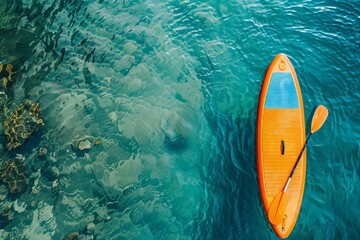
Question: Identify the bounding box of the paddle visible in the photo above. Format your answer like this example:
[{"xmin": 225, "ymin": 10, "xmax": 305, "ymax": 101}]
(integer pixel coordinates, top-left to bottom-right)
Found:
[{"xmin": 268, "ymin": 105, "xmax": 329, "ymax": 225}]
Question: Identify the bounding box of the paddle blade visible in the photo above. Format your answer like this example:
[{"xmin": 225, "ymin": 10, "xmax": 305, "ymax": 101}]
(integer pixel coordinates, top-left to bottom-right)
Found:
[
  {"xmin": 268, "ymin": 192, "xmax": 286, "ymax": 225},
  {"xmin": 310, "ymin": 105, "xmax": 329, "ymax": 133}
]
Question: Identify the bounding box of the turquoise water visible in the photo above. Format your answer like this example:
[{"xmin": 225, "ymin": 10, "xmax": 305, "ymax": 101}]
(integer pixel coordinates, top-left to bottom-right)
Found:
[{"xmin": 0, "ymin": 0, "xmax": 359, "ymax": 239}]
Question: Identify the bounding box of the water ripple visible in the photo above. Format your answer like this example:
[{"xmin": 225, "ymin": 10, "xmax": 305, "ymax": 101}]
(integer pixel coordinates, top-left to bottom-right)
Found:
[{"xmin": 0, "ymin": 0, "xmax": 359, "ymax": 239}]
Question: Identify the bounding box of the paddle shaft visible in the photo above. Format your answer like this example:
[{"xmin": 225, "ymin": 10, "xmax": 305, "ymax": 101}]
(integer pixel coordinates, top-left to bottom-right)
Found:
[{"xmin": 283, "ymin": 132, "xmax": 312, "ymax": 192}]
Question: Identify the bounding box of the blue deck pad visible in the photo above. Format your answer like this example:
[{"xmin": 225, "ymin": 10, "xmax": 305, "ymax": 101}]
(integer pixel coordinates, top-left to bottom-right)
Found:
[{"xmin": 265, "ymin": 72, "xmax": 299, "ymax": 109}]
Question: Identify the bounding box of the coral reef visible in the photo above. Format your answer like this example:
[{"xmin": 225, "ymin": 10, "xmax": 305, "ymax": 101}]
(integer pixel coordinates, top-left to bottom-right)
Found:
[
  {"xmin": 3, "ymin": 99, "xmax": 44, "ymax": 150},
  {"xmin": 0, "ymin": 155, "xmax": 29, "ymax": 194}
]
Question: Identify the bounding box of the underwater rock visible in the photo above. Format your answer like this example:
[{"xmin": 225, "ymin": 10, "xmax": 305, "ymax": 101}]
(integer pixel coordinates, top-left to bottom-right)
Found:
[
  {"xmin": 94, "ymin": 138, "xmax": 101, "ymax": 146},
  {"xmin": 79, "ymin": 140, "xmax": 92, "ymax": 150},
  {"xmin": 3, "ymin": 99, "xmax": 44, "ymax": 150},
  {"xmin": 72, "ymin": 136, "xmax": 92, "ymax": 151},
  {"xmin": 108, "ymin": 111, "xmax": 117, "ymax": 123},
  {"xmin": 13, "ymin": 199, "xmax": 26, "ymax": 213},
  {"xmin": 164, "ymin": 111, "xmax": 190, "ymax": 151},
  {"xmin": 38, "ymin": 147, "xmax": 48, "ymax": 156},
  {"xmin": 164, "ymin": 128, "xmax": 187, "ymax": 150},
  {"xmin": 62, "ymin": 232, "xmax": 79, "ymax": 240},
  {"xmin": 0, "ymin": 207, "xmax": 14, "ymax": 228},
  {"xmin": 0, "ymin": 154, "xmax": 29, "ymax": 194},
  {"xmin": 86, "ymin": 222, "xmax": 96, "ymax": 233}
]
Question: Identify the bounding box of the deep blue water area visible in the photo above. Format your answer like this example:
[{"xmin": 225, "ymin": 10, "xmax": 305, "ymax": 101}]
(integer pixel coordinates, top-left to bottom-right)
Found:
[{"xmin": 0, "ymin": 0, "xmax": 359, "ymax": 239}]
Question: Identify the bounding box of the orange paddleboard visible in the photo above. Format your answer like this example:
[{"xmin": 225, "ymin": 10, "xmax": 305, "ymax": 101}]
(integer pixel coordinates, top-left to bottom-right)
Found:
[{"xmin": 257, "ymin": 54, "xmax": 306, "ymax": 238}]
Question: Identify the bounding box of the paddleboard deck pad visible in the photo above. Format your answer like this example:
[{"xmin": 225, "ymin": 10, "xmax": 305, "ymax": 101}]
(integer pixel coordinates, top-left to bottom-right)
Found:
[{"xmin": 257, "ymin": 53, "xmax": 306, "ymax": 238}]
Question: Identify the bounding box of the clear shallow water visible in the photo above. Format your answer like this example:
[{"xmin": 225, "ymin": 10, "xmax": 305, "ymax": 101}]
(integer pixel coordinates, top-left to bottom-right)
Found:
[{"xmin": 0, "ymin": 0, "xmax": 359, "ymax": 239}]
